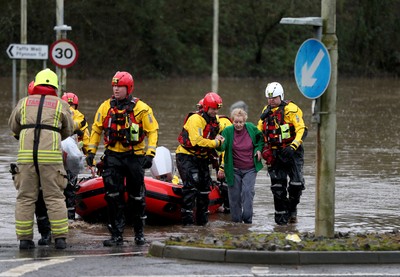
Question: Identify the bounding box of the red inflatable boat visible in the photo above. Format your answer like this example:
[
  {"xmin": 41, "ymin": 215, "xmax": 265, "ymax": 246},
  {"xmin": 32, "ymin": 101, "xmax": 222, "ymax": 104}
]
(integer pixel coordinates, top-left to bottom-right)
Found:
[{"xmin": 75, "ymin": 176, "xmax": 224, "ymax": 222}]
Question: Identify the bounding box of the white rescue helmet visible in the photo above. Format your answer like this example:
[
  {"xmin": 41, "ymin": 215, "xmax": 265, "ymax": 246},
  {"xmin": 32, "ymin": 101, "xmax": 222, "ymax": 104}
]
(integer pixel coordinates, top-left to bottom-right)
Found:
[{"xmin": 265, "ymin": 82, "xmax": 284, "ymax": 100}]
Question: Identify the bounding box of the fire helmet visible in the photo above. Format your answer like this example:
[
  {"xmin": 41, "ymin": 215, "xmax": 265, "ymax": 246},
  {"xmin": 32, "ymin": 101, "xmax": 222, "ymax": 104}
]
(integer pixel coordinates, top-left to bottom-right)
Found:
[
  {"xmin": 265, "ymin": 82, "xmax": 284, "ymax": 100},
  {"xmin": 202, "ymin": 92, "xmax": 222, "ymax": 112},
  {"xmin": 111, "ymin": 71, "xmax": 134, "ymax": 94},
  {"xmin": 34, "ymin": 68, "xmax": 58, "ymax": 89},
  {"xmin": 62, "ymin": 92, "xmax": 79, "ymax": 106}
]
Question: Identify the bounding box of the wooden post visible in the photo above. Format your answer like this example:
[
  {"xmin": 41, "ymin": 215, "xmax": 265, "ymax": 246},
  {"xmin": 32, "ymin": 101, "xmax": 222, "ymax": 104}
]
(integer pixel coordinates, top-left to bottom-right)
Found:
[{"xmin": 315, "ymin": 0, "xmax": 338, "ymax": 237}]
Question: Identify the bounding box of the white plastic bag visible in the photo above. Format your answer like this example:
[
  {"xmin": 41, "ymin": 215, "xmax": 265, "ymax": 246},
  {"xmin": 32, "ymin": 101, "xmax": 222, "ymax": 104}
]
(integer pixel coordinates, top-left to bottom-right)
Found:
[{"xmin": 61, "ymin": 135, "xmax": 85, "ymax": 175}]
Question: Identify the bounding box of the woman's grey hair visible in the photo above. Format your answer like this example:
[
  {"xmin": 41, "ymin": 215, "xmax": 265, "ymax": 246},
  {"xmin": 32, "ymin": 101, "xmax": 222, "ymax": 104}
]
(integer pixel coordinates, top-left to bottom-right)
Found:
[{"xmin": 230, "ymin": 108, "xmax": 248, "ymax": 121}]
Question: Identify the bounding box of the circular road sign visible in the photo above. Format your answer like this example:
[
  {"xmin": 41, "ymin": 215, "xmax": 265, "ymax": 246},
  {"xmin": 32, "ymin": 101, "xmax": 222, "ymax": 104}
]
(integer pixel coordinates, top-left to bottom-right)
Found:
[
  {"xmin": 294, "ymin": 38, "xmax": 331, "ymax": 99},
  {"xmin": 50, "ymin": 39, "xmax": 79, "ymax": 68}
]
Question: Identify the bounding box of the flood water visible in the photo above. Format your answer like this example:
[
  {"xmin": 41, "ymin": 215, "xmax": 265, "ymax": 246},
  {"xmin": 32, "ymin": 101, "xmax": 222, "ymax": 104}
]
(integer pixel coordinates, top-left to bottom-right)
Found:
[{"xmin": 1, "ymin": 76, "xmax": 400, "ymax": 248}]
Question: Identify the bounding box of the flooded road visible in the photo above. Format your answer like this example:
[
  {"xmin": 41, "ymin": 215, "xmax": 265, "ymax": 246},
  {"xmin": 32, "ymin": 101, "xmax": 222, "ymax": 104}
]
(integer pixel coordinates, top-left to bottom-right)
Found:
[{"xmin": 1, "ymin": 76, "xmax": 400, "ymax": 249}]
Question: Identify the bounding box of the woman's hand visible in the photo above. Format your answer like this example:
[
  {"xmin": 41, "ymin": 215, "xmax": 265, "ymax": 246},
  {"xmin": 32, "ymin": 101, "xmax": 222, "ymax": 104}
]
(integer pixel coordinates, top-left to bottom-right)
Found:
[
  {"xmin": 255, "ymin": 150, "xmax": 262, "ymax": 161},
  {"xmin": 217, "ymin": 169, "xmax": 225, "ymax": 180}
]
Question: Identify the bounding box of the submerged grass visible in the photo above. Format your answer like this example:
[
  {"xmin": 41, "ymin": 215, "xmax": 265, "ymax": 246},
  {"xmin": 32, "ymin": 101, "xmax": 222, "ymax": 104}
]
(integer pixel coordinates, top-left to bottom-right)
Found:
[{"xmin": 165, "ymin": 230, "xmax": 400, "ymax": 251}]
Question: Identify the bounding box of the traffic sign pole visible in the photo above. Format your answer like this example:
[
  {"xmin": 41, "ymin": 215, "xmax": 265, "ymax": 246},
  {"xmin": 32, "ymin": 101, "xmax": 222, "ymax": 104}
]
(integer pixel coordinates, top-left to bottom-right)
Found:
[{"xmin": 280, "ymin": 0, "xmax": 338, "ymax": 238}]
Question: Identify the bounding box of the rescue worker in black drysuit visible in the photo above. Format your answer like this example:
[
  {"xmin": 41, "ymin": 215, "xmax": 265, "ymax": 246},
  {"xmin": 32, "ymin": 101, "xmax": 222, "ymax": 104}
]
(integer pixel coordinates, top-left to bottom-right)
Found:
[
  {"xmin": 86, "ymin": 71, "xmax": 159, "ymax": 246},
  {"xmin": 176, "ymin": 92, "xmax": 225, "ymax": 226},
  {"xmin": 257, "ymin": 82, "xmax": 308, "ymax": 225}
]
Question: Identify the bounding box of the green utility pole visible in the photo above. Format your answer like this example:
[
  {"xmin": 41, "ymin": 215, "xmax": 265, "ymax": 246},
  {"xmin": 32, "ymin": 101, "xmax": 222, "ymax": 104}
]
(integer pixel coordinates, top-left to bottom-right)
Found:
[{"xmin": 315, "ymin": 0, "xmax": 338, "ymax": 237}]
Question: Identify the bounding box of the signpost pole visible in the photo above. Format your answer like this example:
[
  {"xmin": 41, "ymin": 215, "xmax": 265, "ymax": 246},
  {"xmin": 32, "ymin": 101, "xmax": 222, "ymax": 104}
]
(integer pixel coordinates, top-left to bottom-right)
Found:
[
  {"xmin": 55, "ymin": 0, "xmax": 71, "ymax": 93},
  {"xmin": 12, "ymin": 60, "xmax": 17, "ymax": 108},
  {"xmin": 315, "ymin": 0, "xmax": 338, "ymax": 238},
  {"xmin": 280, "ymin": 2, "xmax": 338, "ymax": 238},
  {"xmin": 19, "ymin": 0, "xmax": 28, "ymax": 101}
]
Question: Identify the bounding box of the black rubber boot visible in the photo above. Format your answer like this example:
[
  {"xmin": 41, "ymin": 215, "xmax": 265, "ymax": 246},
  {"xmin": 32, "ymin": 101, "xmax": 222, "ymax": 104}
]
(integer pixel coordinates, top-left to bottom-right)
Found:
[
  {"xmin": 55, "ymin": 238, "xmax": 67, "ymax": 249},
  {"xmin": 103, "ymin": 236, "xmax": 123, "ymax": 247},
  {"xmin": 133, "ymin": 216, "xmax": 146, "ymax": 246},
  {"xmin": 288, "ymin": 211, "xmax": 298, "ymax": 223},
  {"xmin": 19, "ymin": 240, "xmax": 35, "ymax": 250},
  {"xmin": 134, "ymin": 232, "xmax": 146, "ymax": 246},
  {"xmin": 38, "ymin": 232, "xmax": 51, "ymax": 246},
  {"xmin": 67, "ymin": 210, "xmax": 76, "ymax": 220},
  {"xmin": 181, "ymin": 209, "xmax": 194, "ymax": 226},
  {"xmin": 274, "ymin": 211, "xmax": 289, "ymax": 225}
]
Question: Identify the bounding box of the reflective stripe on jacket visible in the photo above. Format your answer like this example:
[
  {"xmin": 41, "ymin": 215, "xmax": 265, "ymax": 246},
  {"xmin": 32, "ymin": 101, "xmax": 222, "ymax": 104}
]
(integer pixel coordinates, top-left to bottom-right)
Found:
[{"xmin": 8, "ymin": 94, "xmax": 74, "ymax": 164}]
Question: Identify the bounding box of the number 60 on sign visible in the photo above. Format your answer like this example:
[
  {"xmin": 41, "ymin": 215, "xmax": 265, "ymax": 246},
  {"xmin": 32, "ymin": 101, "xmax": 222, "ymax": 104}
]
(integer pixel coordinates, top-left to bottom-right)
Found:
[{"xmin": 50, "ymin": 39, "xmax": 79, "ymax": 68}]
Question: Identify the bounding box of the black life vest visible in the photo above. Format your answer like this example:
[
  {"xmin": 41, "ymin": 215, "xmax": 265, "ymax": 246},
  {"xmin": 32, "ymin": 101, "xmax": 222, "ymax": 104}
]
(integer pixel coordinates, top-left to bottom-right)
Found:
[
  {"xmin": 178, "ymin": 111, "xmax": 220, "ymax": 155},
  {"xmin": 260, "ymin": 101, "xmax": 296, "ymax": 148},
  {"xmin": 103, "ymin": 96, "xmax": 145, "ymax": 148}
]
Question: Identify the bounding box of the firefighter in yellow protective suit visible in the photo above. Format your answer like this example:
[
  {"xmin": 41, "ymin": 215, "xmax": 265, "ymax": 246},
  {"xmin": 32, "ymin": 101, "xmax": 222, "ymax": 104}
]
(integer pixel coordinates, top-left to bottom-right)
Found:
[
  {"xmin": 257, "ymin": 82, "xmax": 308, "ymax": 225},
  {"xmin": 86, "ymin": 71, "xmax": 159, "ymax": 246},
  {"xmin": 176, "ymin": 92, "xmax": 225, "ymax": 226},
  {"xmin": 8, "ymin": 68, "xmax": 74, "ymax": 250},
  {"xmin": 61, "ymin": 92, "xmax": 90, "ymax": 220}
]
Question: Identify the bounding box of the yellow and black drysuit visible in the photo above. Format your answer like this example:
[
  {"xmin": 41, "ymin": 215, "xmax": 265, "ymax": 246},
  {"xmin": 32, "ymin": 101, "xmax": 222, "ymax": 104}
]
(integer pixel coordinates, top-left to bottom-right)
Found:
[
  {"xmin": 70, "ymin": 106, "xmax": 90, "ymax": 154},
  {"xmin": 8, "ymin": 85, "xmax": 74, "ymax": 241},
  {"xmin": 176, "ymin": 111, "xmax": 224, "ymax": 225},
  {"xmin": 257, "ymin": 100, "xmax": 307, "ymax": 225},
  {"xmin": 87, "ymin": 95, "xmax": 158, "ymax": 241}
]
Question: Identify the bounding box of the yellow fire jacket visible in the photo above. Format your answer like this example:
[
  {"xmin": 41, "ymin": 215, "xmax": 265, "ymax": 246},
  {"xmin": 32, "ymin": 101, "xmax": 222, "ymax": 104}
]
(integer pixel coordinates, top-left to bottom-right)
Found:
[
  {"xmin": 8, "ymin": 94, "xmax": 74, "ymax": 164},
  {"xmin": 87, "ymin": 98, "xmax": 159, "ymax": 156}
]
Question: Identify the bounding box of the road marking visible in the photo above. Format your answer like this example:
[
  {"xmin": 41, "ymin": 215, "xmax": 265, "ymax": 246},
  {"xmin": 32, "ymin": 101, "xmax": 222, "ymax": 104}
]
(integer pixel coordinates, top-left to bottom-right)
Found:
[
  {"xmin": 251, "ymin": 266, "xmax": 400, "ymax": 277},
  {"xmin": 81, "ymin": 275, "xmax": 253, "ymax": 277},
  {"xmin": 0, "ymin": 258, "xmax": 73, "ymax": 277}
]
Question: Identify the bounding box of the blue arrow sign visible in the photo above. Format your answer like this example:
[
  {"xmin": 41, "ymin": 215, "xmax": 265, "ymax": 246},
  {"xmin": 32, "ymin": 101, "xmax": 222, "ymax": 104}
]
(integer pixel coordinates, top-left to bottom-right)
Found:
[{"xmin": 294, "ymin": 38, "xmax": 331, "ymax": 99}]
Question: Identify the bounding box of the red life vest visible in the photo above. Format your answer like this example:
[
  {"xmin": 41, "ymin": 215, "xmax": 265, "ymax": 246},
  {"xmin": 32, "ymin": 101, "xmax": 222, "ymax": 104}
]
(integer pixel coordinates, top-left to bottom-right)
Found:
[
  {"xmin": 178, "ymin": 111, "xmax": 220, "ymax": 155},
  {"xmin": 103, "ymin": 96, "xmax": 145, "ymax": 148},
  {"xmin": 261, "ymin": 101, "xmax": 296, "ymax": 148}
]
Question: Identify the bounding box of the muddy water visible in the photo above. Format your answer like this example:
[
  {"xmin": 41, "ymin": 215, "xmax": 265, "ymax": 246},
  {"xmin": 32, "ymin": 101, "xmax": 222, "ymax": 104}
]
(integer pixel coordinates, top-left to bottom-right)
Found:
[{"xmin": 1, "ymin": 77, "xmax": 400, "ymax": 248}]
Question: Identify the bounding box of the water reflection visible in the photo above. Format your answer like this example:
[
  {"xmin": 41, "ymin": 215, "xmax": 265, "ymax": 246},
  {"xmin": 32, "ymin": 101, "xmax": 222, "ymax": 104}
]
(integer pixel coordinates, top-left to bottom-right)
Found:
[{"xmin": 1, "ymin": 77, "xmax": 400, "ymax": 249}]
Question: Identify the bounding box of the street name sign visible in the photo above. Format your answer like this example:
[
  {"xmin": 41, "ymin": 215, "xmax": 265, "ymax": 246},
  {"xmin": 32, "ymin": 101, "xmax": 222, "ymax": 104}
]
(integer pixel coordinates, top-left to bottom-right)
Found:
[
  {"xmin": 6, "ymin": 44, "xmax": 48, "ymax": 60},
  {"xmin": 50, "ymin": 39, "xmax": 79, "ymax": 68},
  {"xmin": 294, "ymin": 38, "xmax": 331, "ymax": 99}
]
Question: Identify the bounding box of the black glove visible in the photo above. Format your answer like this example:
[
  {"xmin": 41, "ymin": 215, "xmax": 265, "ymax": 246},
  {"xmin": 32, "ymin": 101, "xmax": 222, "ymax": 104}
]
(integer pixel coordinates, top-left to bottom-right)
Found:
[
  {"xmin": 281, "ymin": 145, "xmax": 295, "ymax": 160},
  {"xmin": 74, "ymin": 129, "xmax": 84, "ymax": 137},
  {"xmin": 86, "ymin": 152, "xmax": 95, "ymax": 167},
  {"xmin": 142, "ymin": 155, "xmax": 154, "ymax": 169}
]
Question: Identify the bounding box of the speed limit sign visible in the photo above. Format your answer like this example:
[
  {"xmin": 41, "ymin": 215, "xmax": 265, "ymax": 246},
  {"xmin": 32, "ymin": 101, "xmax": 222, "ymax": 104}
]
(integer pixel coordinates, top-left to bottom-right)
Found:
[{"xmin": 50, "ymin": 39, "xmax": 79, "ymax": 68}]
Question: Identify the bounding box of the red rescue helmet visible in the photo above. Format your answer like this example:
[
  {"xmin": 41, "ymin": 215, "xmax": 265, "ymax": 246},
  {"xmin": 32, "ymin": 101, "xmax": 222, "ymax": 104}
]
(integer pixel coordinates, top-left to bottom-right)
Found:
[
  {"xmin": 111, "ymin": 71, "xmax": 134, "ymax": 94},
  {"xmin": 62, "ymin": 92, "xmax": 79, "ymax": 106},
  {"xmin": 202, "ymin": 92, "xmax": 222, "ymax": 112},
  {"xmin": 28, "ymin": 81, "xmax": 35, "ymax": 95},
  {"xmin": 196, "ymin": 98, "xmax": 204, "ymax": 110}
]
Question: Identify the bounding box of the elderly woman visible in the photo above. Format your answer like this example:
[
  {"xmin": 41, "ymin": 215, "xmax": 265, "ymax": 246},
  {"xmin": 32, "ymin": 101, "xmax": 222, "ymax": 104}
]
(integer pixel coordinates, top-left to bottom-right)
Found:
[{"xmin": 217, "ymin": 108, "xmax": 264, "ymax": 223}]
